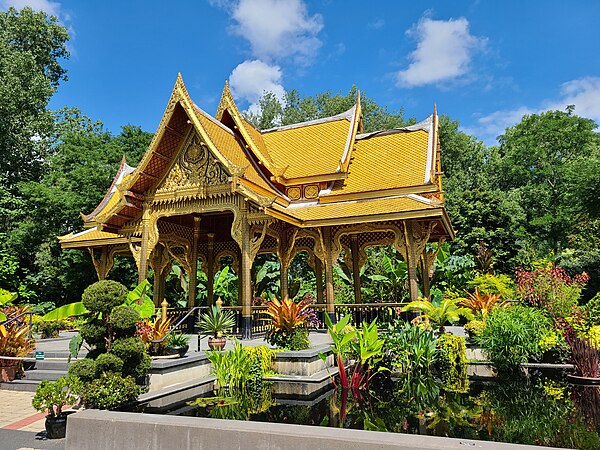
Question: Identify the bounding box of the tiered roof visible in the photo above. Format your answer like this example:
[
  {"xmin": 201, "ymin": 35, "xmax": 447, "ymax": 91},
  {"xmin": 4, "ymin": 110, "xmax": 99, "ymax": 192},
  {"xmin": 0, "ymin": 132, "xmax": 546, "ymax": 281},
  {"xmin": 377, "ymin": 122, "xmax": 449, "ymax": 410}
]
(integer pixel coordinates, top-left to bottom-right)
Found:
[{"xmin": 60, "ymin": 74, "xmax": 451, "ymax": 248}]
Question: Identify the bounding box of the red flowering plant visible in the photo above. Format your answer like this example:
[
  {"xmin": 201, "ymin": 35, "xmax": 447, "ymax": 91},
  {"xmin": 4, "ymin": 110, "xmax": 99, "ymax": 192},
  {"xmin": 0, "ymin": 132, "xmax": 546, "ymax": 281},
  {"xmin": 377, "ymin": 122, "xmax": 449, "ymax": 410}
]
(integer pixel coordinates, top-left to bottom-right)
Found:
[{"xmin": 515, "ymin": 265, "xmax": 590, "ymax": 321}]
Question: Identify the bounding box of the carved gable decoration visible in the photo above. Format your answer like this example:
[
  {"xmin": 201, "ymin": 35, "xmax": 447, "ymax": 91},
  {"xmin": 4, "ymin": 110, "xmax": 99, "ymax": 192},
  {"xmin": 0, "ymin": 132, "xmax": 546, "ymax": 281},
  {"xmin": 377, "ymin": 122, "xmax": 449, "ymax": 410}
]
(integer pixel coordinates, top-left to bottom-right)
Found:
[{"xmin": 157, "ymin": 133, "xmax": 229, "ymax": 194}]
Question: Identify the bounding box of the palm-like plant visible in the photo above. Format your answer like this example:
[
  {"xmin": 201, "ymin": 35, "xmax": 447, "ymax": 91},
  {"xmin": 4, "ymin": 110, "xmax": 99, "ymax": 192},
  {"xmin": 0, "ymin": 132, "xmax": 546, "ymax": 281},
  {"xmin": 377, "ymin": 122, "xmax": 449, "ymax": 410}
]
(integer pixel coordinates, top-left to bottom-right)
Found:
[
  {"xmin": 265, "ymin": 297, "xmax": 314, "ymax": 334},
  {"xmin": 197, "ymin": 306, "xmax": 235, "ymax": 338},
  {"xmin": 402, "ymin": 298, "xmax": 474, "ymax": 334},
  {"xmin": 459, "ymin": 288, "xmax": 508, "ymax": 320}
]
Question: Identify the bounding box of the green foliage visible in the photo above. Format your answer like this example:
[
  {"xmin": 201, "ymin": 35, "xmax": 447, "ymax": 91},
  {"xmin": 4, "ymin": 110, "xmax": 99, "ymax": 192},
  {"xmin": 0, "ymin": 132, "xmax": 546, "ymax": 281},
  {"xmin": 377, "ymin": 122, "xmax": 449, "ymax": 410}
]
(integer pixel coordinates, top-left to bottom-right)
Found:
[
  {"xmin": 78, "ymin": 320, "xmax": 106, "ymax": 349},
  {"xmin": 42, "ymin": 302, "xmax": 87, "ymax": 321},
  {"xmin": 208, "ymin": 339, "xmax": 253, "ymax": 390},
  {"xmin": 166, "ymin": 333, "xmax": 189, "ymax": 348},
  {"xmin": 476, "ymin": 305, "xmax": 553, "ymax": 370},
  {"xmin": 81, "ymin": 280, "xmax": 128, "ymax": 314},
  {"xmin": 467, "ymin": 274, "xmax": 515, "ymax": 299},
  {"xmin": 403, "ymin": 298, "xmax": 474, "ymax": 333},
  {"xmin": 109, "ymin": 305, "xmax": 139, "ymax": 336},
  {"xmin": 124, "ymin": 280, "xmax": 154, "ymax": 319},
  {"xmin": 32, "ymin": 375, "xmax": 82, "ymax": 417},
  {"xmin": 111, "ymin": 337, "xmax": 151, "ymax": 379},
  {"xmin": 34, "ymin": 319, "xmax": 62, "ymax": 339},
  {"xmin": 584, "ymin": 293, "xmax": 600, "ymax": 327},
  {"xmin": 464, "ymin": 320, "xmax": 486, "ymax": 338},
  {"xmin": 384, "ymin": 321, "xmax": 438, "ymax": 378},
  {"xmin": 197, "ymin": 305, "xmax": 235, "ymax": 337},
  {"xmin": 436, "ymin": 335, "xmax": 468, "ymax": 393},
  {"xmin": 0, "ymin": 289, "xmax": 17, "ymax": 306},
  {"xmin": 94, "ymin": 353, "xmax": 124, "ymax": 375},
  {"xmin": 267, "ymin": 326, "xmax": 310, "ymax": 351},
  {"xmin": 82, "ymin": 372, "xmax": 141, "ymax": 410},
  {"xmin": 67, "ymin": 358, "xmax": 96, "ymax": 383},
  {"xmin": 244, "ymin": 345, "xmax": 275, "ymax": 377}
]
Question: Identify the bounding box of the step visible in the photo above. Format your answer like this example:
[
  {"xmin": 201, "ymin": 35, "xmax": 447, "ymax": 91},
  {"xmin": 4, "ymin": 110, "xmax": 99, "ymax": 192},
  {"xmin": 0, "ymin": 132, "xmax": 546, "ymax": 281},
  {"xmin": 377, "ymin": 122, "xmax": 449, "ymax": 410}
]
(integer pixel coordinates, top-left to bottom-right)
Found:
[
  {"xmin": 0, "ymin": 379, "xmax": 40, "ymax": 392},
  {"xmin": 23, "ymin": 369, "xmax": 67, "ymax": 381},
  {"xmin": 33, "ymin": 359, "xmax": 72, "ymax": 371}
]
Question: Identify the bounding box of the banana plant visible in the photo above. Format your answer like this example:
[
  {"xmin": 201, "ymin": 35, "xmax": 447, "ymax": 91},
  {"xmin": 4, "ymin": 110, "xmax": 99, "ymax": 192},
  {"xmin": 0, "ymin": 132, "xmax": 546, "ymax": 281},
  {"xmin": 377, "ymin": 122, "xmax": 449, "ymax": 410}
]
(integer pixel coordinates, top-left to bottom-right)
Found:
[{"xmin": 0, "ymin": 289, "xmax": 17, "ymax": 322}]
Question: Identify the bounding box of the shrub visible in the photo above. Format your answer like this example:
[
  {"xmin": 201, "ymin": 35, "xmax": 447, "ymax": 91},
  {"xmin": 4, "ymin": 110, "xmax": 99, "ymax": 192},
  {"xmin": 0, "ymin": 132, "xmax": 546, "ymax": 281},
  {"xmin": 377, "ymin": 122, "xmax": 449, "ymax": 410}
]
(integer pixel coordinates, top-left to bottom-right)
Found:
[
  {"xmin": 583, "ymin": 293, "xmax": 600, "ymax": 328},
  {"xmin": 35, "ymin": 319, "xmax": 62, "ymax": 339},
  {"xmin": 82, "ymin": 372, "xmax": 142, "ymax": 410},
  {"xmin": 109, "ymin": 306, "xmax": 139, "ymax": 336},
  {"xmin": 476, "ymin": 305, "xmax": 553, "ymax": 371},
  {"xmin": 94, "ymin": 353, "xmax": 124, "ymax": 375},
  {"xmin": 468, "ymin": 273, "xmax": 515, "ymax": 299},
  {"xmin": 436, "ymin": 334, "xmax": 468, "ymax": 393},
  {"xmin": 111, "ymin": 337, "xmax": 151, "ymax": 379},
  {"xmin": 67, "ymin": 358, "xmax": 96, "ymax": 382},
  {"xmin": 384, "ymin": 321, "xmax": 438, "ymax": 377},
  {"xmin": 81, "ymin": 280, "xmax": 128, "ymax": 315},
  {"xmin": 244, "ymin": 345, "xmax": 274, "ymax": 377},
  {"xmin": 79, "ymin": 320, "xmax": 106, "ymax": 349},
  {"xmin": 32, "ymin": 375, "xmax": 82, "ymax": 417},
  {"xmin": 464, "ymin": 319, "xmax": 486, "ymax": 338},
  {"xmin": 266, "ymin": 326, "xmax": 309, "ymax": 351}
]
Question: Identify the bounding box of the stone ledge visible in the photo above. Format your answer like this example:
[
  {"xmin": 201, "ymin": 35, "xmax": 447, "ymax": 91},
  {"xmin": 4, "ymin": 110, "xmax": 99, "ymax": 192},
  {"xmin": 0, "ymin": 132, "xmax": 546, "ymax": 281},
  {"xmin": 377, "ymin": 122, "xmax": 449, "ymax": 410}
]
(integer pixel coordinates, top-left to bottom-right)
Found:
[{"xmin": 65, "ymin": 409, "xmax": 554, "ymax": 450}]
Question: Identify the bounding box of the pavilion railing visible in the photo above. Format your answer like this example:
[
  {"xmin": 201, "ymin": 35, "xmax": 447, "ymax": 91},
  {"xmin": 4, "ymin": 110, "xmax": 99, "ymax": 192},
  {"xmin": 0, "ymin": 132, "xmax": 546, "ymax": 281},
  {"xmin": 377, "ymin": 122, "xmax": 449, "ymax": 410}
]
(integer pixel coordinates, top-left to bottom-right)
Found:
[{"xmin": 161, "ymin": 302, "xmax": 408, "ymax": 337}]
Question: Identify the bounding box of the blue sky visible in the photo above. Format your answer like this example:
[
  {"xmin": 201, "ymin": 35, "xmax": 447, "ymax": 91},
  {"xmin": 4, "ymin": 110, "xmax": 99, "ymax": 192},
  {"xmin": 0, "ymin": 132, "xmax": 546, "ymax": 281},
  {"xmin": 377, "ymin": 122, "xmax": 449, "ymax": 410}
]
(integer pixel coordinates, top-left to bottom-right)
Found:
[{"xmin": 3, "ymin": 0, "xmax": 599, "ymax": 145}]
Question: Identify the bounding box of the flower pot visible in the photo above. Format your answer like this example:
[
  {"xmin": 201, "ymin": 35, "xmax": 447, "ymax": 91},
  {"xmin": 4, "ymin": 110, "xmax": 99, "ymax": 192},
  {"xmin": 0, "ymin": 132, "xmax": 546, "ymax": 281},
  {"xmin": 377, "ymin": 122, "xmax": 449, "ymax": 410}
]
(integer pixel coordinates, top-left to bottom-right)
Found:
[
  {"xmin": 166, "ymin": 345, "xmax": 189, "ymax": 358},
  {"xmin": 208, "ymin": 336, "xmax": 226, "ymax": 351},
  {"xmin": 0, "ymin": 363, "xmax": 18, "ymax": 382},
  {"xmin": 567, "ymin": 374, "xmax": 600, "ymax": 386},
  {"xmin": 45, "ymin": 413, "xmax": 68, "ymax": 439}
]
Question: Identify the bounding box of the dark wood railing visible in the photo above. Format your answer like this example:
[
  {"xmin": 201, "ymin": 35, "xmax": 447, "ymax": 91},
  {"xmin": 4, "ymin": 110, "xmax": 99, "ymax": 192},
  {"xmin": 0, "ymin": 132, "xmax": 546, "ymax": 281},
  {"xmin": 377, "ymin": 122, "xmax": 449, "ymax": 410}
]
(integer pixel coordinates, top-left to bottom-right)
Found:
[{"xmin": 160, "ymin": 302, "xmax": 407, "ymax": 337}]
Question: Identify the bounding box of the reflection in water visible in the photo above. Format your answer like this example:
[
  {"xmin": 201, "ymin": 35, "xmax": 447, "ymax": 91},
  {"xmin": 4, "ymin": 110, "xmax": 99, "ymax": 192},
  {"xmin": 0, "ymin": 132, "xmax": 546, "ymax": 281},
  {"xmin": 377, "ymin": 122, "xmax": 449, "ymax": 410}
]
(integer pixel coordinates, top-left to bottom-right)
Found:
[{"xmin": 183, "ymin": 374, "xmax": 600, "ymax": 449}]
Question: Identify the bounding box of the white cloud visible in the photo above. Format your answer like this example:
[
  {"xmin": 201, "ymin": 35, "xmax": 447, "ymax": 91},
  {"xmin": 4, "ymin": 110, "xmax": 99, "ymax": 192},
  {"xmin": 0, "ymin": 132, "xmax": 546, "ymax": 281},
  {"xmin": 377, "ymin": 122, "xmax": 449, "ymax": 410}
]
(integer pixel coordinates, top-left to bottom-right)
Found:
[
  {"xmin": 469, "ymin": 76, "xmax": 600, "ymax": 145},
  {"xmin": 229, "ymin": 60, "xmax": 286, "ymax": 114},
  {"xmin": 0, "ymin": 0, "xmax": 61, "ymax": 16},
  {"xmin": 367, "ymin": 18, "xmax": 385, "ymax": 30},
  {"xmin": 226, "ymin": 0, "xmax": 323, "ymax": 64},
  {"xmin": 397, "ymin": 16, "xmax": 486, "ymax": 87}
]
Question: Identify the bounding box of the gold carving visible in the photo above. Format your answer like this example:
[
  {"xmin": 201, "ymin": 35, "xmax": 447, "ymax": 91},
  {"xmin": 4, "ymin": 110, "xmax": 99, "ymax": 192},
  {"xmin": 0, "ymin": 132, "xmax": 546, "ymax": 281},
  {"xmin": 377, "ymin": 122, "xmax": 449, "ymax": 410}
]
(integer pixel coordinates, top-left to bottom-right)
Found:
[
  {"xmin": 304, "ymin": 185, "xmax": 319, "ymax": 199},
  {"xmin": 287, "ymin": 187, "xmax": 301, "ymax": 200}
]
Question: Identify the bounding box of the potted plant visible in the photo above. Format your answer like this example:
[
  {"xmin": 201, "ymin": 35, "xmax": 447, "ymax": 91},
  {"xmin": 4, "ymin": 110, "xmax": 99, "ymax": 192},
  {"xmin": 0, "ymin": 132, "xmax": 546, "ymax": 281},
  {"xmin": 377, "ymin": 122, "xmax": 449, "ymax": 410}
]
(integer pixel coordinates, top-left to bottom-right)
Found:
[
  {"xmin": 197, "ymin": 305, "xmax": 235, "ymax": 351},
  {"xmin": 166, "ymin": 333, "xmax": 190, "ymax": 357},
  {"xmin": 32, "ymin": 375, "xmax": 82, "ymax": 439}
]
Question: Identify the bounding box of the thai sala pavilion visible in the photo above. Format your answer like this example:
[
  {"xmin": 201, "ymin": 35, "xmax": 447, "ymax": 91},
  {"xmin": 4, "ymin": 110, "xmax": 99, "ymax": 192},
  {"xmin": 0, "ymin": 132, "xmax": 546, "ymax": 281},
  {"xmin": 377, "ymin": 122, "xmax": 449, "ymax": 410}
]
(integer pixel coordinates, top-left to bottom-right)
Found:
[{"xmin": 59, "ymin": 74, "xmax": 454, "ymax": 338}]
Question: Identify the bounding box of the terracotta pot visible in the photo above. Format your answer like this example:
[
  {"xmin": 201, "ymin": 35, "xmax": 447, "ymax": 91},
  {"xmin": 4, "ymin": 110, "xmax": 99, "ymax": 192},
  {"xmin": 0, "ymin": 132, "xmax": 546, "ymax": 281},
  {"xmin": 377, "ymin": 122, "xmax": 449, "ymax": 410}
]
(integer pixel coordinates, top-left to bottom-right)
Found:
[
  {"xmin": 0, "ymin": 363, "xmax": 18, "ymax": 382},
  {"xmin": 45, "ymin": 413, "xmax": 69, "ymax": 439},
  {"xmin": 208, "ymin": 336, "xmax": 226, "ymax": 351}
]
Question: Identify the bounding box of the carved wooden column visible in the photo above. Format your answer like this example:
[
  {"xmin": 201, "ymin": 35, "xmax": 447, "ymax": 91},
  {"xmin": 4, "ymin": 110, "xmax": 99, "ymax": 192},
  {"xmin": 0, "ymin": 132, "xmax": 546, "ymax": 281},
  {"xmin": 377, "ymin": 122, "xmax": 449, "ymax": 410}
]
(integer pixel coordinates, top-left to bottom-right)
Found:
[
  {"xmin": 279, "ymin": 228, "xmax": 289, "ymax": 300},
  {"xmin": 138, "ymin": 207, "xmax": 151, "ymax": 284},
  {"xmin": 152, "ymin": 245, "xmax": 163, "ymax": 306},
  {"xmin": 420, "ymin": 252, "xmax": 431, "ymax": 300},
  {"xmin": 88, "ymin": 247, "xmax": 115, "ymax": 281},
  {"xmin": 315, "ymin": 257, "xmax": 324, "ymax": 305},
  {"xmin": 350, "ymin": 235, "xmax": 362, "ymax": 304},
  {"xmin": 240, "ymin": 203, "xmax": 253, "ymax": 339},
  {"xmin": 404, "ymin": 221, "xmax": 420, "ymax": 302},
  {"xmin": 323, "ymin": 226, "xmax": 336, "ymax": 323},
  {"xmin": 188, "ymin": 216, "xmax": 201, "ymax": 309},
  {"xmin": 207, "ymin": 233, "xmax": 215, "ymax": 306}
]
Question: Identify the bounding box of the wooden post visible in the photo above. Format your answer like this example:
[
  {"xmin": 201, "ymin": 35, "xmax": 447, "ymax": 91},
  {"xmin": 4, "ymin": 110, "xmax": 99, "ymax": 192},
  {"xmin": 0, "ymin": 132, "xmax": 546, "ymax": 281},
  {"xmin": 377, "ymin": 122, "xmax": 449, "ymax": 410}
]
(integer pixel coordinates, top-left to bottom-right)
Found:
[
  {"xmin": 323, "ymin": 226, "xmax": 336, "ymax": 323},
  {"xmin": 207, "ymin": 233, "xmax": 215, "ymax": 306},
  {"xmin": 279, "ymin": 229, "xmax": 289, "ymax": 300},
  {"xmin": 188, "ymin": 216, "xmax": 201, "ymax": 309},
  {"xmin": 138, "ymin": 208, "xmax": 150, "ymax": 284},
  {"xmin": 315, "ymin": 257, "xmax": 324, "ymax": 305},
  {"xmin": 420, "ymin": 251, "xmax": 431, "ymax": 300},
  {"xmin": 405, "ymin": 221, "xmax": 420, "ymax": 302},
  {"xmin": 240, "ymin": 203, "xmax": 253, "ymax": 339},
  {"xmin": 350, "ymin": 235, "xmax": 362, "ymax": 304}
]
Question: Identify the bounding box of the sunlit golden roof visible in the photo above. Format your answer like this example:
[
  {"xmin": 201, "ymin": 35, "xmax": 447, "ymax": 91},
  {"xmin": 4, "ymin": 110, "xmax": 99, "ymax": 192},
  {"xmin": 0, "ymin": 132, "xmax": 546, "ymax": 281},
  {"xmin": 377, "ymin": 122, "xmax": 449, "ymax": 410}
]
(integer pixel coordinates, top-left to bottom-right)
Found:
[{"xmin": 59, "ymin": 228, "xmax": 140, "ymax": 248}]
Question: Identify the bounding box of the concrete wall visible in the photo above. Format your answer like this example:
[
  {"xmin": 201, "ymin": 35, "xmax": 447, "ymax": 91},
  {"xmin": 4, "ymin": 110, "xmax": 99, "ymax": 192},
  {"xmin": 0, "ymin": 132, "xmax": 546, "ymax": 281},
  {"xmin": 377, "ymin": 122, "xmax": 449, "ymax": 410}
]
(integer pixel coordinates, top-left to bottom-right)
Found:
[
  {"xmin": 148, "ymin": 354, "xmax": 211, "ymax": 392},
  {"xmin": 272, "ymin": 345, "xmax": 333, "ymax": 376},
  {"xmin": 66, "ymin": 409, "xmax": 554, "ymax": 450}
]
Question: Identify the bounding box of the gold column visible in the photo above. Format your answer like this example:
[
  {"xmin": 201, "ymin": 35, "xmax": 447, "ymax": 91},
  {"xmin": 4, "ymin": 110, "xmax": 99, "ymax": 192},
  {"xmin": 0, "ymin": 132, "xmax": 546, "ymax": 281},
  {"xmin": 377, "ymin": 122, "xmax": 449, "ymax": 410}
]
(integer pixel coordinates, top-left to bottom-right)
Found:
[
  {"xmin": 405, "ymin": 221, "xmax": 420, "ymax": 302},
  {"xmin": 138, "ymin": 207, "xmax": 150, "ymax": 284},
  {"xmin": 207, "ymin": 233, "xmax": 215, "ymax": 306},
  {"xmin": 279, "ymin": 229, "xmax": 289, "ymax": 300},
  {"xmin": 240, "ymin": 203, "xmax": 252, "ymax": 339},
  {"xmin": 323, "ymin": 226, "xmax": 336, "ymax": 322},
  {"xmin": 420, "ymin": 251, "xmax": 431, "ymax": 300},
  {"xmin": 350, "ymin": 235, "xmax": 362, "ymax": 304},
  {"xmin": 188, "ymin": 216, "xmax": 201, "ymax": 309},
  {"xmin": 315, "ymin": 257, "xmax": 324, "ymax": 305},
  {"xmin": 152, "ymin": 245, "xmax": 163, "ymax": 307}
]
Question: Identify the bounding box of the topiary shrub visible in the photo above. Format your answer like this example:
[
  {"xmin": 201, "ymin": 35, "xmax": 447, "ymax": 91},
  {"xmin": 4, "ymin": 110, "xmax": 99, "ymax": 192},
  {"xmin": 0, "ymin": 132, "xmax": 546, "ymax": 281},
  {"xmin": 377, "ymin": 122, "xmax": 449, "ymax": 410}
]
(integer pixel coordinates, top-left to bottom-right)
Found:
[
  {"xmin": 94, "ymin": 353, "xmax": 124, "ymax": 375},
  {"xmin": 82, "ymin": 372, "xmax": 142, "ymax": 410},
  {"xmin": 68, "ymin": 358, "xmax": 97, "ymax": 383},
  {"xmin": 111, "ymin": 337, "xmax": 151, "ymax": 378},
  {"xmin": 437, "ymin": 334, "xmax": 468, "ymax": 393},
  {"xmin": 82, "ymin": 280, "xmax": 128, "ymax": 315},
  {"xmin": 79, "ymin": 320, "xmax": 106, "ymax": 349},
  {"xmin": 109, "ymin": 306, "xmax": 139, "ymax": 336}
]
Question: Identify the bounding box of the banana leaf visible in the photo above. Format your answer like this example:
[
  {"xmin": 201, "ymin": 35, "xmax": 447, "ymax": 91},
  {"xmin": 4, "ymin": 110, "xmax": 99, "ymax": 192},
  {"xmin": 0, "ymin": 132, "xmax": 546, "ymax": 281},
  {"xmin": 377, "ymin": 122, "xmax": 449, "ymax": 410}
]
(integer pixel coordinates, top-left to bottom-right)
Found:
[
  {"xmin": 43, "ymin": 302, "xmax": 88, "ymax": 321},
  {"xmin": 125, "ymin": 279, "xmax": 155, "ymax": 318}
]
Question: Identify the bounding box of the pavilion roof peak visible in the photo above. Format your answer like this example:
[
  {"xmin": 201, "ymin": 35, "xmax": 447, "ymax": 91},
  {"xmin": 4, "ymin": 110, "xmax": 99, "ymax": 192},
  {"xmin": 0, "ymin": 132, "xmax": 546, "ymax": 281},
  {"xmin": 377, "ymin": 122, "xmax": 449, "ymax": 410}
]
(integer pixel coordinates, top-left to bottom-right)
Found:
[
  {"xmin": 262, "ymin": 104, "xmax": 357, "ymax": 134},
  {"xmin": 355, "ymin": 114, "xmax": 433, "ymax": 140}
]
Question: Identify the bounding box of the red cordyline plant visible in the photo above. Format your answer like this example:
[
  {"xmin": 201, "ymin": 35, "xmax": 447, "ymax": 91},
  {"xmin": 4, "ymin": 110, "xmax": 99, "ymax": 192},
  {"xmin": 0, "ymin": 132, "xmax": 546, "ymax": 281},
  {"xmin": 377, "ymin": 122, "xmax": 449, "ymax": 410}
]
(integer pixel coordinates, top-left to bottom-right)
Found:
[{"xmin": 515, "ymin": 265, "xmax": 589, "ymax": 318}]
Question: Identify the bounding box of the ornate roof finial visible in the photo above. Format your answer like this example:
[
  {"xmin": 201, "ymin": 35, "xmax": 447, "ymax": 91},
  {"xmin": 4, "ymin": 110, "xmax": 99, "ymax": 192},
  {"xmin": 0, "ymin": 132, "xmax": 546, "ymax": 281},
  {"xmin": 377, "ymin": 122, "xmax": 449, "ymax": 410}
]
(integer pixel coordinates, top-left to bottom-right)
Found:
[{"xmin": 433, "ymin": 102, "xmax": 437, "ymax": 117}]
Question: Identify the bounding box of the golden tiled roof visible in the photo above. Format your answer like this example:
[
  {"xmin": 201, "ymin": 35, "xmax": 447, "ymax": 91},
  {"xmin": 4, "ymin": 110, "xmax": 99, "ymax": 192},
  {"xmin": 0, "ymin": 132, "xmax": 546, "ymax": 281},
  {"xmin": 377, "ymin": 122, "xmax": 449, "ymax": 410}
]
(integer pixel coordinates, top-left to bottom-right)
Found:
[
  {"xmin": 263, "ymin": 118, "xmax": 351, "ymax": 179},
  {"xmin": 271, "ymin": 195, "xmax": 438, "ymax": 225},
  {"xmin": 59, "ymin": 228, "xmax": 139, "ymax": 248},
  {"xmin": 334, "ymin": 129, "xmax": 430, "ymax": 196}
]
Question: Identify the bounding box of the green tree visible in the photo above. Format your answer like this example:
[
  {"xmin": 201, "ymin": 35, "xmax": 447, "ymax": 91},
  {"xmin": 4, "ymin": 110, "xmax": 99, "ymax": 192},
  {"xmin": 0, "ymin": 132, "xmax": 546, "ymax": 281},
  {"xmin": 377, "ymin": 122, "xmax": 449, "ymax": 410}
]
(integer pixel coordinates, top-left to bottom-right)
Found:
[{"xmin": 0, "ymin": 7, "xmax": 69, "ymax": 187}]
